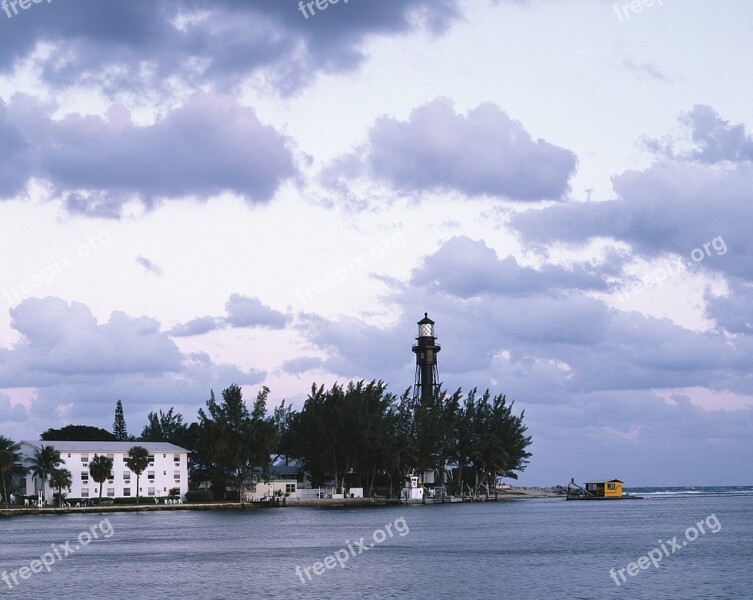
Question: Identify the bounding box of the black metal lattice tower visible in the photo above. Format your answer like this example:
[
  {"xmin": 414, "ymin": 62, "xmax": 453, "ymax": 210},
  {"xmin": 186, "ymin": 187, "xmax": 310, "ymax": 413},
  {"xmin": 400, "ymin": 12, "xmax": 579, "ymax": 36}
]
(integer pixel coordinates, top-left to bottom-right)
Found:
[{"xmin": 412, "ymin": 313, "xmax": 441, "ymax": 402}]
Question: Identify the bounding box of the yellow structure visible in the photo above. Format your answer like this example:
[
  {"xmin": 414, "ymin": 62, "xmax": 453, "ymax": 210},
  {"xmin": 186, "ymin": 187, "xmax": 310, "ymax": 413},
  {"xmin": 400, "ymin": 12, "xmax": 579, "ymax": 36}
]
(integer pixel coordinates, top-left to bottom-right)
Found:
[{"xmin": 584, "ymin": 479, "xmax": 623, "ymax": 498}]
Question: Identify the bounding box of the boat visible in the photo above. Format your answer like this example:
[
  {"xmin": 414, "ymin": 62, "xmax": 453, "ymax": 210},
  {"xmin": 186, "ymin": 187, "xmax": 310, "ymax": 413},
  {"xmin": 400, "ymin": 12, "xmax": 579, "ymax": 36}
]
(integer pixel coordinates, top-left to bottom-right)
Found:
[{"xmin": 565, "ymin": 478, "xmax": 643, "ymax": 500}]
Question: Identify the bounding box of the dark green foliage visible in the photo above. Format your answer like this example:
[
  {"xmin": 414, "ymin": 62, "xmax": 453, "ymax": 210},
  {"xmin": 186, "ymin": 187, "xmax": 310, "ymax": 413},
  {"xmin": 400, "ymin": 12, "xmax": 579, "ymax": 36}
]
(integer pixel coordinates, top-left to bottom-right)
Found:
[
  {"xmin": 89, "ymin": 455, "xmax": 114, "ymax": 500},
  {"xmin": 113, "ymin": 400, "xmax": 128, "ymax": 441},
  {"xmin": 0, "ymin": 436, "xmax": 27, "ymax": 508},
  {"xmin": 125, "ymin": 446, "xmax": 150, "ymax": 502},
  {"xmin": 185, "ymin": 489, "xmax": 214, "ymax": 503},
  {"xmin": 26, "ymin": 444, "xmax": 63, "ymax": 500},
  {"xmin": 195, "ymin": 385, "xmax": 278, "ymax": 500},
  {"xmin": 140, "ymin": 408, "xmax": 186, "ymax": 443},
  {"xmin": 41, "ymin": 425, "xmax": 116, "ymax": 441},
  {"xmin": 120, "ymin": 379, "xmax": 532, "ymax": 502},
  {"xmin": 284, "ymin": 381, "xmax": 532, "ymax": 497},
  {"xmin": 49, "ymin": 468, "xmax": 72, "ymax": 507}
]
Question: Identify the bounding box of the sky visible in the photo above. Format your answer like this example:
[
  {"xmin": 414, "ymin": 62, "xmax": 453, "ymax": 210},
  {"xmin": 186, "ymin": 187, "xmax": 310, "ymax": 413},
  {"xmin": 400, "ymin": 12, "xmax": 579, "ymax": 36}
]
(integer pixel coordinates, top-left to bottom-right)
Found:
[{"xmin": 1, "ymin": 0, "xmax": 752, "ymax": 487}]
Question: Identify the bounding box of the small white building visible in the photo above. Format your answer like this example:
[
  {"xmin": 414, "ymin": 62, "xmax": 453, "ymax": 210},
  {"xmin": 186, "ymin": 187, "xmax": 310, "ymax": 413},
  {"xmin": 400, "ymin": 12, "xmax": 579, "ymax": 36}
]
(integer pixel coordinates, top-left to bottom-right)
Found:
[
  {"xmin": 243, "ymin": 479, "xmax": 298, "ymax": 501},
  {"xmin": 19, "ymin": 441, "xmax": 189, "ymax": 503}
]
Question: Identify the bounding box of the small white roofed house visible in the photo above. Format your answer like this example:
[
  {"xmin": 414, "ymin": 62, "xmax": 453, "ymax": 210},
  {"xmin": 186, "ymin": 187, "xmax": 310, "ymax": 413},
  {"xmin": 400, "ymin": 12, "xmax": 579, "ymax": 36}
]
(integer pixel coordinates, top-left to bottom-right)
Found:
[{"xmin": 19, "ymin": 441, "xmax": 189, "ymax": 504}]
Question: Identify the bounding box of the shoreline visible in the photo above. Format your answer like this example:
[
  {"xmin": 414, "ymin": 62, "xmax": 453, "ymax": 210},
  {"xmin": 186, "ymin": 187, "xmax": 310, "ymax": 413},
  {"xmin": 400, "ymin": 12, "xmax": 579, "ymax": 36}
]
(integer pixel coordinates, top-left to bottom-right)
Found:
[{"xmin": 0, "ymin": 487, "xmax": 565, "ymax": 517}]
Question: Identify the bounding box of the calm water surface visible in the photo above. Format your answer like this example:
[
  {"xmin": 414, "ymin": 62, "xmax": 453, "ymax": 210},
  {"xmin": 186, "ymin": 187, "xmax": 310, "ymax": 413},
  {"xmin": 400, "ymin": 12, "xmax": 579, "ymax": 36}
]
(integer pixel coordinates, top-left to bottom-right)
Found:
[{"xmin": 1, "ymin": 492, "xmax": 751, "ymax": 599}]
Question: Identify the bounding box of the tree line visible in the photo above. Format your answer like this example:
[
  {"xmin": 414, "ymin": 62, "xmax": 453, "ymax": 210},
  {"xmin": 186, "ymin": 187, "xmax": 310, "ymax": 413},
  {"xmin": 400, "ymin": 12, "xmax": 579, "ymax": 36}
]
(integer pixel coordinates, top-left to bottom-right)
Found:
[{"xmin": 1, "ymin": 380, "xmax": 532, "ymax": 503}]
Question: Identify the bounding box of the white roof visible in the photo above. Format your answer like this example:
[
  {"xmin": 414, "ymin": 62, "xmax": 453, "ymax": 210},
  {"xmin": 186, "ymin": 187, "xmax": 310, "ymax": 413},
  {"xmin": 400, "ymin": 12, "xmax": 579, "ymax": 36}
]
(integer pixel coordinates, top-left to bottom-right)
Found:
[{"xmin": 21, "ymin": 441, "xmax": 188, "ymax": 453}]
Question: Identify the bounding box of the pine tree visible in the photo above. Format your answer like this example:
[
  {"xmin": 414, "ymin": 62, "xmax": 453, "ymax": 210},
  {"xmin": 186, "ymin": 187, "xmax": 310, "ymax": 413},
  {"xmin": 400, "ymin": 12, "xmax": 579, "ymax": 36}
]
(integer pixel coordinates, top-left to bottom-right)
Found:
[{"xmin": 113, "ymin": 400, "xmax": 128, "ymax": 441}]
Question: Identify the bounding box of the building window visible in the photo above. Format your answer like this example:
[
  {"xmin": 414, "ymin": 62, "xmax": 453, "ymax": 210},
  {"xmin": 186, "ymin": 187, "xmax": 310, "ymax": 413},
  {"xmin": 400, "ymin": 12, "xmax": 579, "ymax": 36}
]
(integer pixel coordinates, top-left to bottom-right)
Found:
[
  {"xmin": 148, "ymin": 487, "xmax": 155, "ymax": 496},
  {"xmin": 286, "ymin": 484, "xmax": 296, "ymax": 493},
  {"xmin": 106, "ymin": 453, "xmax": 114, "ymax": 460},
  {"xmin": 67, "ymin": 453, "xmax": 71, "ymax": 458},
  {"xmin": 607, "ymin": 483, "xmax": 616, "ymax": 491},
  {"xmin": 107, "ymin": 488, "xmax": 115, "ymax": 497},
  {"xmin": 81, "ymin": 489, "xmax": 89, "ymax": 498},
  {"xmin": 163, "ymin": 454, "xmax": 166, "ymax": 458},
  {"xmin": 123, "ymin": 488, "xmax": 131, "ymax": 497},
  {"xmin": 81, "ymin": 473, "xmax": 89, "ymax": 482},
  {"xmin": 174, "ymin": 454, "xmax": 181, "ymax": 464},
  {"xmin": 174, "ymin": 471, "xmax": 181, "ymax": 482},
  {"xmin": 148, "ymin": 454, "xmax": 155, "ymax": 466}
]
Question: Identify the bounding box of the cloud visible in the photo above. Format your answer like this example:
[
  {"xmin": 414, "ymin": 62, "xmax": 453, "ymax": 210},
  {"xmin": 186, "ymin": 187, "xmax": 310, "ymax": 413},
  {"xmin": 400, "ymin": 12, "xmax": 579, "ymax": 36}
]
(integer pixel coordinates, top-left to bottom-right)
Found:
[
  {"xmin": 136, "ymin": 256, "xmax": 164, "ymax": 277},
  {"xmin": 411, "ymin": 236, "xmax": 610, "ymax": 297},
  {"xmin": 0, "ymin": 392, "xmax": 28, "ymax": 423},
  {"xmin": 705, "ymin": 279, "xmax": 753, "ymax": 335},
  {"xmin": 224, "ymin": 294, "xmax": 290, "ymax": 329},
  {"xmin": 280, "ymin": 356, "xmax": 324, "ymax": 375},
  {"xmin": 620, "ymin": 58, "xmax": 672, "ymax": 83},
  {"xmin": 169, "ymin": 294, "xmax": 290, "ymax": 337},
  {"xmin": 0, "ymin": 297, "xmax": 266, "ymax": 432},
  {"xmin": 0, "ymin": 0, "xmax": 468, "ymax": 95},
  {"xmin": 0, "ymin": 101, "xmax": 30, "ymax": 198},
  {"xmin": 682, "ymin": 105, "xmax": 753, "ymax": 163},
  {"xmin": 510, "ymin": 108, "xmax": 753, "ymax": 283},
  {"xmin": 0, "ymin": 92, "xmax": 296, "ymax": 216},
  {"xmin": 328, "ymin": 98, "xmax": 577, "ymax": 201},
  {"xmin": 169, "ymin": 316, "xmax": 223, "ymax": 338},
  {"xmin": 2, "ymin": 297, "xmax": 183, "ymax": 381}
]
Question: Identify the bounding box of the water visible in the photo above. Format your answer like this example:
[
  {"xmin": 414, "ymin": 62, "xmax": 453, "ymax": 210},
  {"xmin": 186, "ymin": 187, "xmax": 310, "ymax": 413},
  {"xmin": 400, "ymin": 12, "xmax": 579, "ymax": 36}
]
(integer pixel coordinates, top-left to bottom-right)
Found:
[{"xmin": 1, "ymin": 489, "xmax": 751, "ymax": 599}]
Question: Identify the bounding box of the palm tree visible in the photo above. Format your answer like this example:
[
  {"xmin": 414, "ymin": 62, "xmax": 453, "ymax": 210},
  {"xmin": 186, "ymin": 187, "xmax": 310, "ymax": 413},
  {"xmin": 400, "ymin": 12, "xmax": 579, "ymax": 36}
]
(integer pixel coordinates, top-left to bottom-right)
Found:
[
  {"xmin": 126, "ymin": 446, "xmax": 150, "ymax": 504},
  {"xmin": 26, "ymin": 444, "xmax": 62, "ymax": 504},
  {"xmin": 49, "ymin": 469, "xmax": 73, "ymax": 507},
  {"xmin": 0, "ymin": 436, "xmax": 26, "ymax": 508},
  {"xmin": 89, "ymin": 455, "xmax": 113, "ymax": 502}
]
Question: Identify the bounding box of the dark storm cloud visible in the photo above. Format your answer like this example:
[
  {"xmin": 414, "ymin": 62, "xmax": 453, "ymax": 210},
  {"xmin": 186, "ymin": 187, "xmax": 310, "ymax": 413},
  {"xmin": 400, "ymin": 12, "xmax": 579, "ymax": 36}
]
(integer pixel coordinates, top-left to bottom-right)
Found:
[
  {"xmin": 169, "ymin": 294, "xmax": 290, "ymax": 337},
  {"xmin": 411, "ymin": 236, "xmax": 610, "ymax": 297},
  {"xmin": 329, "ymin": 98, "xmax": 577, "ymax": 201},
  {"xmin": 0, "ymin": 92, "xmax": 295, "ymax": 215},
  {"xmin": 0, "ymin": 0, "xmax": 466, "ymax": 95}
]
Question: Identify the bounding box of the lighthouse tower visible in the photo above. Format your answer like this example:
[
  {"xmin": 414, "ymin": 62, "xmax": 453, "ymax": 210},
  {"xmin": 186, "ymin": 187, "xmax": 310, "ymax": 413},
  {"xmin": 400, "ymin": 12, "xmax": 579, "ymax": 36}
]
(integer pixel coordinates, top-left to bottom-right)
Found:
[{"xmin": 412, "ymin": 313, "xmax": 441, "ymax": 402}]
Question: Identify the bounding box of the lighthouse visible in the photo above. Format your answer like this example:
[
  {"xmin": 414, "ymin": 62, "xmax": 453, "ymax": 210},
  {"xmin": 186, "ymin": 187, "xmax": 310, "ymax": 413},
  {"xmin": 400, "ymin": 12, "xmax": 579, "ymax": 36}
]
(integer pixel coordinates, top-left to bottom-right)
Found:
[{"xmin": 412, "ymin": 312, "xmax": 441, "ymax": 403}]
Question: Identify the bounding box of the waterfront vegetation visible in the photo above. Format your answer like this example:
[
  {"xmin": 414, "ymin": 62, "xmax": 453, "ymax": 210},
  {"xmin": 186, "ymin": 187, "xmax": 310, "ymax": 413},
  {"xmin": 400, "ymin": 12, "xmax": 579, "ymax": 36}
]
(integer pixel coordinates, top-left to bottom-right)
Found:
[{"xmin": 2, "ymin": 380, "xmax": 532, "ymax": 503}]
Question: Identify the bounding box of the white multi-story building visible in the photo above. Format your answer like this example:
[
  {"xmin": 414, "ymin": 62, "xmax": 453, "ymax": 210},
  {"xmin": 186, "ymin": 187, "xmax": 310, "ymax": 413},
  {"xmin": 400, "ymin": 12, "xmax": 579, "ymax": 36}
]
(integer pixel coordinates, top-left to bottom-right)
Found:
[{"xmin": 19, "ymin": 441, "xmax": 189, "ymax": 503}]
